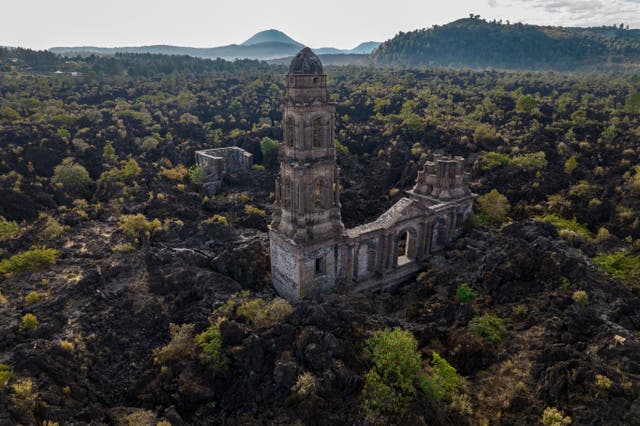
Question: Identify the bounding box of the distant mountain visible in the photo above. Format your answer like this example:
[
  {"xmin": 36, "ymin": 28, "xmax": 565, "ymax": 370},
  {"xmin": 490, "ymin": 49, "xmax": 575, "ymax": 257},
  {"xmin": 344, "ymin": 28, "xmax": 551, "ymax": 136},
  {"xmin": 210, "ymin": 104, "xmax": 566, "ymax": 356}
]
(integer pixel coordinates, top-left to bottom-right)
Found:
[
  {"xmin": 372, "ymin": 17, "xmax": 640, "ymax": 70},
  {"xmin": 49, "ymin": 30, "xmax": 380, "ymax": 61},
  {"xmin": 242, "ymin": 29, "xmax": 303, "ymax": 47},
  {"xmin": 350, "ymin": 42, "xmax": 381, "ymax": 54}
]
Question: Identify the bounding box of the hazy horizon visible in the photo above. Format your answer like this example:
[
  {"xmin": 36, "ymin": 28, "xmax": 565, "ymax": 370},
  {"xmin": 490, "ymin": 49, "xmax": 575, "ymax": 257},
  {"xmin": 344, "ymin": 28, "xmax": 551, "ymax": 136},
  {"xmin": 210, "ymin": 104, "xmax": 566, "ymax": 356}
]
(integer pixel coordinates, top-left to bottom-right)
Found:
[{"xmin": 3, "ymin": 0, "xmax": 640, "ymax": 50}]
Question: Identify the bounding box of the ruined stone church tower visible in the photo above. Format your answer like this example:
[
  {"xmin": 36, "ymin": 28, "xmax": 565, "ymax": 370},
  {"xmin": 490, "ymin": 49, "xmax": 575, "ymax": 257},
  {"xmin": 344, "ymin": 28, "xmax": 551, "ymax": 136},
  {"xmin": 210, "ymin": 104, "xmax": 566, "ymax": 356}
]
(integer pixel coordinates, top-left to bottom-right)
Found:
[
  {"xmin": 269, "ymin": 48, "xmax": 344, "ymax": 300},
  {"xmin": 270, "ymin": 48, "xmax": 475, "ymax": 301}
]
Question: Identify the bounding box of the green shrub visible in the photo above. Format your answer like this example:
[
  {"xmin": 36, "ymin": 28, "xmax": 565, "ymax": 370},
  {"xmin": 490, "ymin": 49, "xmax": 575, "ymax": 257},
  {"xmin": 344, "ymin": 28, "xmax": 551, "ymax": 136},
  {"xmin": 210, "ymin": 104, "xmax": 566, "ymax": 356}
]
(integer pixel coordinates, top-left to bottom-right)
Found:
[
  {"xmin": 291, "ymin": 371, "xmax": 318, "ymax": 397},
  {"xmin": 25, "ymin": 291, "xmax": 47, "ymax": 305},
  {"xmin": 469, "ymin": 313, "xmax": 506, "ymax": 345},
  {"xmin": 0, "ymin": 106, "xmax": 20, "ymax": 122},
  {"xmin": 542, "ymin": 407, "xmax": 572, "ymax": 425},
  {"xmin": 189, "ymin": 165, "xmax": 205, "ymax": 184},
  {"xmin": 334, "ymin": 139, "xmax": 349, "ymax": 156},
  {"xmin": 102, "ymin": 141, "xmax": 116, "ymax": 161},
  {"xmin": 594, "ymin": 374, "xmax": 612, "ymax": 390},
  {"xmin": 52, "ymin": 158, "xmax": 94, "ymax": 197},
  {"xmin": 477, "ymin": 189, "xmax": 510, "ymax": 224},
  {"xmin": 218, "ymin": 292, "xmax": 293, "ymax": 328},
  {"xmin": 362, "ymin": 328, "xmax": 467, "ymax": 419},
  {"xmin": 119, "ymin": 214, "xmax": 161, "ymax": 240},
  {"xmin": 455, "ymin": 284, "xmax": 477, "ymax": 303},
  {"xmin": 202, "ymin": 214, "xmax": 228, "ymax": 226},
  {"xmin": 516, "ymin": 94, "xmax": 537, "ymax": 114},
  {"xmin": 97, "ymin": 158, "xmax": 141, "ymax": 186},
  {"xmin": 159, "ymin": 164, "xmax": 188, "ymax": 181},
  {"xmin": 572, "ymin": 290, "xmax": 589, "ymax": 307},
  {"xmin": 39, "ymin": 215, "xmax": 66, "ymax": 240},
  {"xmin": 510, "ymin": 152, "xmax": 547, "ymax": 171},
  {"xmin": 153, "ymin": 323, "xmax": 196, "ymax": 365},
  {"xmin": 473, "ymin": 123, "xmax": 499, "ymax": 146},
  {"xmin": 251, "ymin": 164, "xmax": 266, "ymax": 171},
  {"xmin": 10, "ymin": 378, "xmax": 38, "ymax": 413},
  {"xmin": 625, "ymin": 91, "xmax": 640, "ymax": 114},
  {"xmin": 194, "ymin": 319, "xmax": 228, "ymax": 371},
  {"xmin": 362, "ymin": 327, "xmax": 423, "ymax": 417},
  {"xmin": 536, "ymin": 213, "xmax": 592, "ymax": 240},
  {"xmin": 479, "ymin": 152, "xmax": 509, "ymax": 171},
  {"xmin": 427, "ymin": 352, "xmax": 464, "ymax": 400},
  {"xmin": 0, "ymin": 216, "xmax": 19, "ymax": 241},
  {"xmin": 0, "ymin": 364, "xmax": 14, "ymax": 388},
  {"xmin": 244, "ymin": 205, "xmax": 266, "ymax": 217},
  {"xmin": 20, "ymin": 313, "xmax": 39, "ymax": 332},
  {"xmin": 564, "ymin": 156, "xmax": 578, "ymax": 174},
  {"xmin": 593, "ymin": 251, "xmax": 640, "ymax": 285},
  {"xmin": 0, "ymin": 247, "xmax": 59, "ymax": 275},
  {"xmin": 260, "ymin": 136, "xmax": 279, "ymax": 159}
]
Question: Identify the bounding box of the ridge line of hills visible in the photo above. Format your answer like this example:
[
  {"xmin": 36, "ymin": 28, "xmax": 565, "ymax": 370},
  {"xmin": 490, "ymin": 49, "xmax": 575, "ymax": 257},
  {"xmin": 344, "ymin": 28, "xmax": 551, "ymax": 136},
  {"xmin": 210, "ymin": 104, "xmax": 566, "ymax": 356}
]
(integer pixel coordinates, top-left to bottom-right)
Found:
[
  {"xmin": 49, "ymin": 29, "xmax": 381, "ymax": 61},
  {"xmin": 13, "ymin": 17, "xmax": 640, "ymax": 71}
]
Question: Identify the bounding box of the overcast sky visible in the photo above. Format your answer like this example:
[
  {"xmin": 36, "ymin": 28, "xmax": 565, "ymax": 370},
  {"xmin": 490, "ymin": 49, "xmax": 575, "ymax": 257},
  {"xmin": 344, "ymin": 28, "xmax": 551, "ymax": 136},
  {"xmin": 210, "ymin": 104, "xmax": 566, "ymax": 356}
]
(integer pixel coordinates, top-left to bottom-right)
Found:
[{"xmin": 2, "ymin": 0, "xmax": 639, "ymax": 50}]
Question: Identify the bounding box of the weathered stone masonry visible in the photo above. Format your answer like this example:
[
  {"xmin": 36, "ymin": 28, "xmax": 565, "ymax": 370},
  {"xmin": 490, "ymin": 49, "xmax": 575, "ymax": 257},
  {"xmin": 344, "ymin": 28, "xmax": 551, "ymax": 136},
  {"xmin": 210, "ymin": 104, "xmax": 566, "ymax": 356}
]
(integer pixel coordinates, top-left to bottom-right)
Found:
[
  {"xmin": 195, "ymin": 147, "xmax": 253, "ymax": 195},
  {"xmin": 268, "ymin": 48, "xmax": 476, "ymax": 301}
]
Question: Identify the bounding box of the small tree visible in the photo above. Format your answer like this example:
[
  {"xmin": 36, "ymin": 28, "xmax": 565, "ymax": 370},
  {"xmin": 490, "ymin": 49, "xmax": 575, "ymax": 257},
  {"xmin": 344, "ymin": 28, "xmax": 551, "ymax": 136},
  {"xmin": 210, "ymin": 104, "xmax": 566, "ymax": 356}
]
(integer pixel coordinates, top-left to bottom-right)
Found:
[
  {"xmin": 564, "ymin": 156, "xmax": 578, "ymax": 174},
  {"xmin": 362, "ymin": 328, "xmax": 423, "ymax": 416},
  {"xmin": 52, "ymin": 158, "xmax": 94, "ymax": 197},
  {"xmin": 194, "ymin": 319, "xmax": 228, "ymax": 371},
  {"xmin": 455, "ymin": 284, "xmax": 477, "ymax": 303},
  {"xmin": 516, "ymin": 94, "xmax": 537, "ymax": 114},
  {"xmin": 119, "ymin": 214, "xmax": 161, "ymax": 241},
  {"xmin": 260, "ymin": 137, "xmax": 279, "ymax": 165},
  {"xmin": 477, "ymin": 189, "xmax": 510, "ymax": 224},
  {"xmin": 625, "ymin": 91, "xmax": 640, "ymax": 114},
  {"xmin": 189, "ymin": 165, "xmax": 205, "ymax": 184}
]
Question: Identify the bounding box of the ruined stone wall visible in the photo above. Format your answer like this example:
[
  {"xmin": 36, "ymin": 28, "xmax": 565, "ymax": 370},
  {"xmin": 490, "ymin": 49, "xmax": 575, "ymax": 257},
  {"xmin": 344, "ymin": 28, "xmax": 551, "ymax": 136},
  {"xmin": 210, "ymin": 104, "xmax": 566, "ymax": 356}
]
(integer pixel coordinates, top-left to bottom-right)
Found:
[{"xmin": 195, "ymin": 147, "xmax": 253, "ymax": 195}]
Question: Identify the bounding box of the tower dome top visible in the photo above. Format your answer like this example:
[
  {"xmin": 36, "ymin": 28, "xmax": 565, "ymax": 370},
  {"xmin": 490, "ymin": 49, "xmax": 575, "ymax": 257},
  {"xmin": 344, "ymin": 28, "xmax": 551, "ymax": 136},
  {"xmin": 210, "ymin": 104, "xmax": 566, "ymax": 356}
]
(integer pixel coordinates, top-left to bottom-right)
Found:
[{"xmin": 288, "ymin": 47, "xmax": 323, "ymax": 75}]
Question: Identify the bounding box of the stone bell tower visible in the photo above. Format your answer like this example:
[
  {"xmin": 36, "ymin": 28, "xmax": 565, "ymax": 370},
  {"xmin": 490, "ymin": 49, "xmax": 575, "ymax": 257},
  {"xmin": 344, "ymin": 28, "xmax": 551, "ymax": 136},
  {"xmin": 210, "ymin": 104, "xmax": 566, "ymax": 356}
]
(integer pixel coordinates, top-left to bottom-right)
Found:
[{"xmin": 269, "ymin": 47, "xmax": 344, "ymax": 300}]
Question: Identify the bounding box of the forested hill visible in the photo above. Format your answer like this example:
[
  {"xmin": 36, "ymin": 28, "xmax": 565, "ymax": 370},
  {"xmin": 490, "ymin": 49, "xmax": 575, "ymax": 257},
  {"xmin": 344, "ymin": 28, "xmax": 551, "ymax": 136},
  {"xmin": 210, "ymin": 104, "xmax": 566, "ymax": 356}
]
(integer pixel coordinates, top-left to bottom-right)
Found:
[{"xmin": 372, "ymin": 17, "xmax": 640, "ymax": 71}]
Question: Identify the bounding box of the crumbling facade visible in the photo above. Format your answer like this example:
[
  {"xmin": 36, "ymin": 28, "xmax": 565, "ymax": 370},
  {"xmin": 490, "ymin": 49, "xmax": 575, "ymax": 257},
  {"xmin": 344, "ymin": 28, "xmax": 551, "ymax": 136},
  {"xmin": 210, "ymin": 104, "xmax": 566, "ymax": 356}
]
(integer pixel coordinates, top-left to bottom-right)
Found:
[
  {"xmin": 195, "ymin": 147, "xmax": 253, "ymax": 195},
  {"xmin": 269, "ymin": 48, "xmax": 475, "ymax": 300}
]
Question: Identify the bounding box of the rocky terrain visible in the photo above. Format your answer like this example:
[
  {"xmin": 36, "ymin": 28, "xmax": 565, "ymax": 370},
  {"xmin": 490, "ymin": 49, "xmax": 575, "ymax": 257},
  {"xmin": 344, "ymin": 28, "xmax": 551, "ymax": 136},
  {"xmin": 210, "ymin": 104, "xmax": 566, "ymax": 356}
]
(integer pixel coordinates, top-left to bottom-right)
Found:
[
  {"xmin": 1, "ymin": 206, "xmax": 639, "ymax": 424},
  {"xmin": 1, "ymin": 50, "xmax": 639, "ymax": 424}
]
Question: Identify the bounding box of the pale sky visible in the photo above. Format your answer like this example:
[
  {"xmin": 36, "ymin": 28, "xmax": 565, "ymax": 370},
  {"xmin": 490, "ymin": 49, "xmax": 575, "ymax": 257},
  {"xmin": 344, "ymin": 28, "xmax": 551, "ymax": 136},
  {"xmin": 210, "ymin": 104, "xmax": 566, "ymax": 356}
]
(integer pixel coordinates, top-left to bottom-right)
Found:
[{"xmin": 2, "ymin": 0, "xmax": 640, "ymax": 50}]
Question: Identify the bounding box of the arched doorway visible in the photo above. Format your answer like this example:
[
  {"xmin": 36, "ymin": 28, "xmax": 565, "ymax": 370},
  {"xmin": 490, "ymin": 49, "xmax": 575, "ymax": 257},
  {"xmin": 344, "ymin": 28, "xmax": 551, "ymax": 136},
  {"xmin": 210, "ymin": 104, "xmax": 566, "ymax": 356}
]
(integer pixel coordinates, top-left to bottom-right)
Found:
[{"xmin": 397, "ymin": 228, "xmax": 417, "ymax": 266}]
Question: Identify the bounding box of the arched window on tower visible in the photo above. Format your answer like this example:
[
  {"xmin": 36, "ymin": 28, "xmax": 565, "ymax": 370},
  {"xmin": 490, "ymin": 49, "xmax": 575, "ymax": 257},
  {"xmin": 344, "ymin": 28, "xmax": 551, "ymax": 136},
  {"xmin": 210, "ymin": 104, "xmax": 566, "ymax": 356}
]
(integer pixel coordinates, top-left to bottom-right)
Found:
[
  {"xmin": 314, "ymin": 179, "xmax": 324, "ymax": 209},
  {"xmin": 312, "ymin": 116, "xmax": 323, "ymax": 147},
  {"xmin": 285, "ymin": 116, "xmax": 295, "ymax": 147}
]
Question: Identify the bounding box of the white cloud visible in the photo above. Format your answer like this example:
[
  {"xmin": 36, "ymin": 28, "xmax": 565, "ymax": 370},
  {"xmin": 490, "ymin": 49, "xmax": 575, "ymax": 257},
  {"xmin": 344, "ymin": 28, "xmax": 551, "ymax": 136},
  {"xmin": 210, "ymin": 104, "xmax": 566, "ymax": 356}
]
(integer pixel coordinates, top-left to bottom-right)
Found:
[{"xmin": 511, "ymin": 0, "xmax": 640, "ymax": 27}]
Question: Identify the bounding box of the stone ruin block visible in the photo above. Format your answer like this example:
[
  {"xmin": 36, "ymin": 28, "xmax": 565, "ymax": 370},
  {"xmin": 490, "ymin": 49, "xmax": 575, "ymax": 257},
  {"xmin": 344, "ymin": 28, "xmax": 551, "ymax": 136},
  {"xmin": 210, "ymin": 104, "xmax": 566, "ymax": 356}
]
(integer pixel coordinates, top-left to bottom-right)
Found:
[{"xmin": 195, "ymin": 147, "xmax": 253, "ymax": 195}]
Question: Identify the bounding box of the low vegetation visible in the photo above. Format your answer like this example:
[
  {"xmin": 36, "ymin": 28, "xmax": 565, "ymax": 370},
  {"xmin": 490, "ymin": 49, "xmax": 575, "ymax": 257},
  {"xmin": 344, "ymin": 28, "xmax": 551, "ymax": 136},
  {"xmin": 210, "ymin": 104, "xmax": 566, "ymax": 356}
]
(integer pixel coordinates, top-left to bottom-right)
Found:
[
  {"xmin": 593, "ymin": 252, "xmax": 640, "ymax": 288},
  {"xmin": 362, "ymin": 328, "xmax": 467, "ymax": 418},
  {"xmin": 468, "ymin": 313, "xmax": 506, "ymax": 345},
  {"xmin": 119, "ymin": 214, "xmax": 162, "ymax": 241},
  {"xmin": 0, "ymin": 247, "xmax": 59, "ymax": 275}
]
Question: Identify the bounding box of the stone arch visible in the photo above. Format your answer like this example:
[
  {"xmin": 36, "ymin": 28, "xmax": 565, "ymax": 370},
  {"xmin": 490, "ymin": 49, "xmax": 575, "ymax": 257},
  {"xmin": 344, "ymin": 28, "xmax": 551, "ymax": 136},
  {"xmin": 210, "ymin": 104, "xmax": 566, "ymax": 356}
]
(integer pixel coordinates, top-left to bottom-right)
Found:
[
  {"xmin": 396, "ymin": 226, "xmax": 418, "ymax": 266},
  {"xmin": 312, "ymin": 115, "xmax": 323, "ymax": 147},
  {"xmin": 285, "ymin": 116, "xmax": 295, "ymax": 147}
]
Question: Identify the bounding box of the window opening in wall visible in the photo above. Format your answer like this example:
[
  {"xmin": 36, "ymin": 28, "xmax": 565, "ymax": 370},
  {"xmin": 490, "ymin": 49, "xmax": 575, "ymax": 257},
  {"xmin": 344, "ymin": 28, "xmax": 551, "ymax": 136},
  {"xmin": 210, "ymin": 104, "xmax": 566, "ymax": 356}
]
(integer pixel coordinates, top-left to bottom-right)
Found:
[
  {"xmin": 397, "ymin": 230, "xmax": 413, "ymax": 266},
  {"xmin": 285, "ymin": 117, "xmax": 295, "ymax": 146},
  {"xmin": 312, "ymin": 117, "xmax": 322, "ymax": 147},
  {"xmin": 315, "ymin": 256, "xmax": 326, "ymax": 275}
]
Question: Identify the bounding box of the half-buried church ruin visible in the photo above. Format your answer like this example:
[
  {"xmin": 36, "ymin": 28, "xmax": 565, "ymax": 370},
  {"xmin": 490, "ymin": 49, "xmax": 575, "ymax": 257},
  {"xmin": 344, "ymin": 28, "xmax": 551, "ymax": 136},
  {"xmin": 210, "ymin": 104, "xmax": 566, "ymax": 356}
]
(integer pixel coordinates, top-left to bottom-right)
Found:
[{"xmin": 269, "ymin": 48, "xmax": 475, "ymax": 300}]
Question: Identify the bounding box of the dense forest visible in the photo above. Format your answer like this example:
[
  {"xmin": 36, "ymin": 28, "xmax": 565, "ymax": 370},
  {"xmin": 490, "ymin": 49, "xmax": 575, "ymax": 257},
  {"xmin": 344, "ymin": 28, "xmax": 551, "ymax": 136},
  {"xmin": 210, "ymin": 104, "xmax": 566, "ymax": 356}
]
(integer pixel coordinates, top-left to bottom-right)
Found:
[
  {"xmin": 0, "ymin": 50, "xmax": 639, "ymax": 424},
  {"xmin": 372, "ymin": 17, "xmax": 640, "ymax": 71}
]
